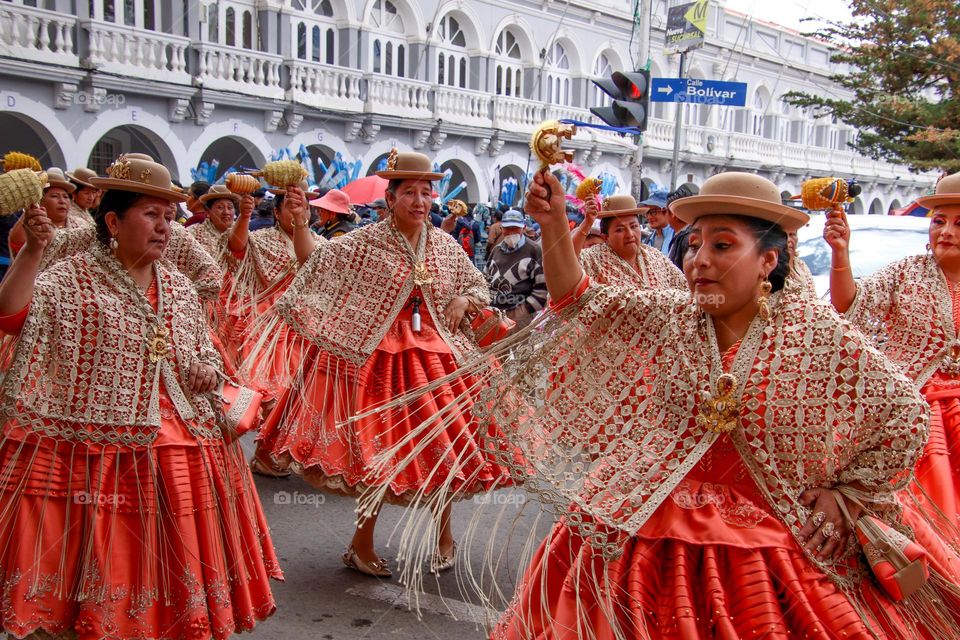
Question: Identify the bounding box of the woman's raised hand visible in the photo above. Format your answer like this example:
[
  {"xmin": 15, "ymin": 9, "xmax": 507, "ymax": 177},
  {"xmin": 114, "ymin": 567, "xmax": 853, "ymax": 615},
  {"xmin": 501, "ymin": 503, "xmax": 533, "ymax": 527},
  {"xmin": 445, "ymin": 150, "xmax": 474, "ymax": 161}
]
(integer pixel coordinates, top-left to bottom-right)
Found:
[
  {"xmin": 525, "ymin": 170, "xmax": 568, "ymax": 230},
  {"xmin": 22, "ymin": 204, "xmax": 54, "ymax": 253}
]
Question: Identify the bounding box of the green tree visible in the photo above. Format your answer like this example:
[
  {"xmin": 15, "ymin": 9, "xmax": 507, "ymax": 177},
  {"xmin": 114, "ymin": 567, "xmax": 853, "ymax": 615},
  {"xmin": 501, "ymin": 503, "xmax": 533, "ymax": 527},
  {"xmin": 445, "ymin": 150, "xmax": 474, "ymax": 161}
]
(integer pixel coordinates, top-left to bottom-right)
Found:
[{"xmin": 785, "ymin": 0, "xmax": 960, "ymax": 173}]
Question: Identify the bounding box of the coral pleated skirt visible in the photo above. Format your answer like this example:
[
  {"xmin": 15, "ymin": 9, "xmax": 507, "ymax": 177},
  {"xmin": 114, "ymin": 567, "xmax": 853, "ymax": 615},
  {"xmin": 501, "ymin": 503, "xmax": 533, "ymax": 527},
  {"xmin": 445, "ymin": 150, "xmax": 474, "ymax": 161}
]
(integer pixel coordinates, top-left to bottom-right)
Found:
[
  {"xmin": 493, "ymin": 435, "xmax": 960, "ymax": 640},
  {"xmin": 0, "ymin": 393, "xmax": 282, "ymax": 640},
  {"xmin": 257, "ymin": 289, "xmax": 512, "ymax": 504}
]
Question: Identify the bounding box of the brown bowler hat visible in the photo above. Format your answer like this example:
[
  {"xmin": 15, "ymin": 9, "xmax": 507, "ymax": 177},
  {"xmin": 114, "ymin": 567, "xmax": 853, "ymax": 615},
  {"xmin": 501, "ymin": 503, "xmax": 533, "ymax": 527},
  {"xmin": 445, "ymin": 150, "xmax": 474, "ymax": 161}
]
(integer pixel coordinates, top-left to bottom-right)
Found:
[
  {"xmin": 90, "ymin": 153, "xmax": 187, "ymax": 202},
  {"xmin": 376, "ymin": 149, "xmax": 443, "ymax": 181},
  {"xmin": 597, "ymin": 194, "xmax": 646, "ymax": 219},
  {"xmin": 671, "ymin": 172, "xmax": 809, "ymax": 232},
  {"xmin": 66, "ymin": 167, "xmax": 99, "ymax": 189},
  {"xmin": 915, "ymin": 173, "xmax": 960, "ymax": 209},
  {"xmin": 199, "ymin": 184, "xmax": 241, "ymax": 207},
  {"xmin": 43, "ymin": 168, "xmax": 77, "ymax": 193}
]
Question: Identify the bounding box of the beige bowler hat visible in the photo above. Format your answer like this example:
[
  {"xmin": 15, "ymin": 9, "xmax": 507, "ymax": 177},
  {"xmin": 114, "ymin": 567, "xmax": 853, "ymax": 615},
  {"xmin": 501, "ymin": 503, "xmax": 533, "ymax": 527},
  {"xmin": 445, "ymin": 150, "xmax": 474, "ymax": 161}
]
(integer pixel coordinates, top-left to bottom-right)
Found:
[
  {"xmin": 199, "ymin": 184, "xmax": 241, "ymax": 207},
  {"xmin": 915, "ymin": 173, "xmax": 960, "ymax": 209},
  {"xmin": 66, "ymin": 167, "xmax": 99, "ymax": 189},
  {"xmin": 376, "ymin": 149, "xmax": 443, "ymax": 181},
  {"xmin": 597, "ymin": 194, "xmax": 646, "ymax": 219},
  {"xmin": 90, "ymin": 153, "xmax": 187, "ymax": 202},
  {"xmin": 671, "ymin": 172, "xmax": 809, "ymax": 232},
  {"xmin": 43, "ymin": 167, "xmax": 77, "ymax": 193}
]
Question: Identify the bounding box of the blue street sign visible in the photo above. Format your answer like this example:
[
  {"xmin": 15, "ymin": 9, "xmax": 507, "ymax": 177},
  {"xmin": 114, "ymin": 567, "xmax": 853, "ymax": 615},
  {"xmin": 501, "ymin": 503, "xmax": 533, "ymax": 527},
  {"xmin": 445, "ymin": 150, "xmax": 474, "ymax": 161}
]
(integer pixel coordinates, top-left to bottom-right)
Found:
[{"xmin": 651, "ymin": 78, "xmax": 748, "ymax": 107}]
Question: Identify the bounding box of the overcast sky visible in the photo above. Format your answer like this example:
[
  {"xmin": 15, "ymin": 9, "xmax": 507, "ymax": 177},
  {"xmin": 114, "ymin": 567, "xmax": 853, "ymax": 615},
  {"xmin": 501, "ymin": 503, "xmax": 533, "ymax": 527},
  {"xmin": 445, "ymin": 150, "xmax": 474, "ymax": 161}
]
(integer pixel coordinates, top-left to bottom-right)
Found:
[{"xmin": 721, "ymin": 0, "xmax": 853, "ymax": 32}]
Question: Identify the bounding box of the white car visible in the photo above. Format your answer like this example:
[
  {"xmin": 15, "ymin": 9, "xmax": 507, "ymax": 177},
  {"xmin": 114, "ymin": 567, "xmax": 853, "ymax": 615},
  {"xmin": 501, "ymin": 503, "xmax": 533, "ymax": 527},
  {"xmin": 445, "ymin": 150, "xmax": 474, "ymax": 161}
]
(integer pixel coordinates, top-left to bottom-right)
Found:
[{"xmin": 797, "ymin": 214, "xmax": 931, "ymax": 298}]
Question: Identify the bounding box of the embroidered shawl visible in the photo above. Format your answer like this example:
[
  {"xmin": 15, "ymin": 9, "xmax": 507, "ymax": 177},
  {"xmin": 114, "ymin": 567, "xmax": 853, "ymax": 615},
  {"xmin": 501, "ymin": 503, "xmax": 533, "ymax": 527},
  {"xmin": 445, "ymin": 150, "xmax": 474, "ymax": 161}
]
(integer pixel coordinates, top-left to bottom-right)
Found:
[
  {"xmin": 847, "ymin": 254, "xmax": 957, "ymax": 386},
  {"xmin": 466, "ymin": 283, "xmax": 927, "ymax": 573},
  {"xmin": 786, "ymin": 257, "xmax": 819, "ymax": 300},
  {"xmin": 40, "ymin": 223, "xmax": 223, "ymax": 302},
  {"xmin": 188, "ymin": 219, "xmax": 229, "ymax": 263},
  {"xmin": 579, "ymin": 242, "xmax": 686, "ymax": 289},
  {"xmin": 67, "ymin": 202, "xmax": 96, "ymax": 229},
  {"xmin": 275, "ymin": 221, "xmax": 490, "ymax": 366},
  {"xmin": 0, "ymin": 245, "xmax": 223, "ymax": 444}
]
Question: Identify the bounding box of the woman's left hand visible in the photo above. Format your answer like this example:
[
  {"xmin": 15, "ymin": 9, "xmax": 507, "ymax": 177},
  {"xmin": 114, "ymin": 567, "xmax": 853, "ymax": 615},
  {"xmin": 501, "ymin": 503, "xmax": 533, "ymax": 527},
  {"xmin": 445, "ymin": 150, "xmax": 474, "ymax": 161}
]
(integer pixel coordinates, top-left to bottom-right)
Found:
[
  {"xmin": 188, "ymin": 361, "xmax": 219, "ymax": 394},
  {"xmin": 443, "ymin": 296, "xmax": 471, "ymax": 334},
  {"xmin": 798, "ymin": 487, "xmax": 862, "ymax": 562}
]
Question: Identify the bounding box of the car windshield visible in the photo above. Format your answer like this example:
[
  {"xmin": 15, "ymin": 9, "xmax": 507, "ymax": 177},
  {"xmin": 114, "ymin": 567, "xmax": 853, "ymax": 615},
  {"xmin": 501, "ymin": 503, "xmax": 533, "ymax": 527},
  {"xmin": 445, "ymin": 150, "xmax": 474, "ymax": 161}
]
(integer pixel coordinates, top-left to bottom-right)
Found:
[{"xmin": 797, "ymin": 218, "xmax": 929, "ymax": 297}]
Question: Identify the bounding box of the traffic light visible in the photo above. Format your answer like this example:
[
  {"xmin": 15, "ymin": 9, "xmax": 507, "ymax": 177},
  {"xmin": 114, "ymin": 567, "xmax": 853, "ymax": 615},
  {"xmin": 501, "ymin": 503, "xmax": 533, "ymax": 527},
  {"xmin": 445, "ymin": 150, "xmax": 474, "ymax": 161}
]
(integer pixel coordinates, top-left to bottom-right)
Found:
[{"xmin": 590, "ymin": 70, "xmax": 651, "ymax": 132}]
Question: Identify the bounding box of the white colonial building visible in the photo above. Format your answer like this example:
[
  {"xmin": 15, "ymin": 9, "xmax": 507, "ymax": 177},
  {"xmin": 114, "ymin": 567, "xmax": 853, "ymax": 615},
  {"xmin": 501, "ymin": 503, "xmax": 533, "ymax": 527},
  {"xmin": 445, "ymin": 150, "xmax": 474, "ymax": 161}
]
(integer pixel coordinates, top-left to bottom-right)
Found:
[{"xmin": 0, "ymin": 0, "xmax": 933, "ymax": 212}]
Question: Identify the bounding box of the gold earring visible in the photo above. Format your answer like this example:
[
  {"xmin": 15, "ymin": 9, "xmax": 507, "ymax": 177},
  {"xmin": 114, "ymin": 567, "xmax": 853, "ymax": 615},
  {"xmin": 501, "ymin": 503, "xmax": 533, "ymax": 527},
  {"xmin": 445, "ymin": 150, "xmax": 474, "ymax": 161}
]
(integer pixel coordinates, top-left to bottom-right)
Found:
[{"xmin": 758, "ymin": 279, "xmax": 773, "ymax": 321}]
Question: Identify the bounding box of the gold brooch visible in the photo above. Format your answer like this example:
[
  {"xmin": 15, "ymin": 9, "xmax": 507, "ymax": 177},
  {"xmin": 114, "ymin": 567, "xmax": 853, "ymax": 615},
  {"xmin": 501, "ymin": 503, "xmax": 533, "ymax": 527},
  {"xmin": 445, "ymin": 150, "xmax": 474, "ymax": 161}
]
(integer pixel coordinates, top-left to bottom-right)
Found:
[
  {"xmin": 695, "ymin": 373, "xmax": 741, "ymax": 434},
  {"xmin": 138, "ymin": 168, "xmax": 152, "ymax": 182},
  {"xmin": 943, "ymin": 344, "xmax": 960, "ymax": 377},
  {"xmin": 413, "ymin": 262, "xmax": 433, "ymax": 286},
  {"xmin": 386, "ymin": 148, "xmax": 398, "ymax": 171},
  {"xmin": 147, "ymin": 324, "xmax": 171, "ymax": 363},
  {"xmin": 108, "ymin": 156, "xmax": 131, "ymax": 180}
]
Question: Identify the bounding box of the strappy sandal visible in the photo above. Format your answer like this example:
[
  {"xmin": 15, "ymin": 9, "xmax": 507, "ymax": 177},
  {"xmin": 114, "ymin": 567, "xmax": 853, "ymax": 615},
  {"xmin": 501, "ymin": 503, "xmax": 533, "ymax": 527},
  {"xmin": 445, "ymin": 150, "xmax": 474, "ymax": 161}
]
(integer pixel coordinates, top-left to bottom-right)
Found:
[
  {"xmin": 250, "ymin": 455, "xmax": 291, "ymax": 478},
  {"xmin": 429, "ymin": 543, "xmax": 457, "ymax": 574},
  {"xmin": 343, "ymin": 547, "xmax": 392, "ymax": 578}
]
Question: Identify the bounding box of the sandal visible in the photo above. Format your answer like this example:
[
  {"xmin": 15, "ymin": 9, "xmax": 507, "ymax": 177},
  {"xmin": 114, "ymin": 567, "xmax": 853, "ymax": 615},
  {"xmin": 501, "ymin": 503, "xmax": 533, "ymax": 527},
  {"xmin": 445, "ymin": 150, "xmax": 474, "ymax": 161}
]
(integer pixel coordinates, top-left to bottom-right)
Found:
[
  {"xmin": 250, "ymin": 455, "xmax": 291, "ymax": 478},
  {"xmin": 343, "ymin": 547, "xmax": 392, "ymax": 578},
  {"xmin": 429, "ymin": 543, "xmax": 457, "ymax": 574}
]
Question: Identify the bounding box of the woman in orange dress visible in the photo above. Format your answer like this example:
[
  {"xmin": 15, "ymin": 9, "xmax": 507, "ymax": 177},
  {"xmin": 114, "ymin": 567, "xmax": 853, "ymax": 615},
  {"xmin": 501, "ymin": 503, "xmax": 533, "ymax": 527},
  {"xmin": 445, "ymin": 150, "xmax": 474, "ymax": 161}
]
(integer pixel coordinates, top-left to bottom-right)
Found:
[
  {"xmin": 408, "ymin": 170, "xmax": 960, "ymax": 639},
  {"xmin": 0, "ymin": 154, "xmax": 281, "ymax": 640},
  {"xmin": 825, "ymin": 173, "xmax": 960, "ymax": 538},
  {"xmin": 245, "ymin": 151, "xmax": 512, "ymax": 577}
]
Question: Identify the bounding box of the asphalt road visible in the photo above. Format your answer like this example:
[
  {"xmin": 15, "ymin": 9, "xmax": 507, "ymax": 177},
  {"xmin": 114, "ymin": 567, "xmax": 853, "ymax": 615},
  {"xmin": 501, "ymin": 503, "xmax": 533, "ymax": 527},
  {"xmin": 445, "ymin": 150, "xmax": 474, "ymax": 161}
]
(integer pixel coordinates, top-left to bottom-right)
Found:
[{"xmin": 240, "ymin": 436, "xmax": 553, "ymax": 640}]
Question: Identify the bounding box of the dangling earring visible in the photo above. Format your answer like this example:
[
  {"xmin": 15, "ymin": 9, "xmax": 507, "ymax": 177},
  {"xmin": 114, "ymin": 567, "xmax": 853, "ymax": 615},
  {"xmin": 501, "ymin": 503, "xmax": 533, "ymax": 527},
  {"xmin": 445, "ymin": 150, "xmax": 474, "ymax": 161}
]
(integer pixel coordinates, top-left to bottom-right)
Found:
[
  {"xmin": 927, "ymin": 243, "xmax": 933, "ymax": 257},
  {"xmin": 758, "ymin": 278, "xmax": 773, "ymax": 321},
  {"xmin": 109, "ymin": 236, "xmax": 119, "ymax": 251}
]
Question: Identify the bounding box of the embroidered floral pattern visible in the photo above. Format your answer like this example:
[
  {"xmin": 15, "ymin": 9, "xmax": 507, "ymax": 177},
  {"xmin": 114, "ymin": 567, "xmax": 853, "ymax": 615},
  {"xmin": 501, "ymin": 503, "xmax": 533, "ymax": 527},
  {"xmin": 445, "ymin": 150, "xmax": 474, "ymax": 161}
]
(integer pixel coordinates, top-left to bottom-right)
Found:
[{"xmin": 580, "ymin": 242, "xmax": 686, "ymax": 289}]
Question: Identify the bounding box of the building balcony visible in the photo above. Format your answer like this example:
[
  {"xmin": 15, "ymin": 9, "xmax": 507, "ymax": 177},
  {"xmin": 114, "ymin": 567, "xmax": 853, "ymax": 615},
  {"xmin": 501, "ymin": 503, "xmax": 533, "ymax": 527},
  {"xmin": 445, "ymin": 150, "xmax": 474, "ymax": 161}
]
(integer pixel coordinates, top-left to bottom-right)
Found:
[
  {"xmin": 287, "ymin": 60, "xmax": 363, "ymax": 112},
  {"xmin": 194, "ymin": 42, "xmax": 284, "ymax": 100},
  {"xmin": 0, "ymin": 4, "xmax": 78, "ymax": 68},
  {"xmin": 83, "ymin": 20, "xmax": 191, "ymax": 85},
  {"xmin": 433, "ymin": 86, "xmax": 492, "ymax": 129},
  {"xmin": 363, "ymin": 74, "xmax": 432, "ymax": 119},
  {"xmin": 492, "ymin": 95, "xmax": 544, "ymax": 133}
]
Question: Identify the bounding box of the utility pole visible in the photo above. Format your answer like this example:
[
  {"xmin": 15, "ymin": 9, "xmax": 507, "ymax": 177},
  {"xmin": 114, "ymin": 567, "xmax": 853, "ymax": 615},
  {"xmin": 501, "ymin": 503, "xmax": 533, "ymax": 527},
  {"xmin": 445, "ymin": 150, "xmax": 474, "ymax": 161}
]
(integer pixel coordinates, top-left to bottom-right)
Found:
[
  {"xmin": 670, "ymin": 50, "xmax": 686, "ymax": 190},
  {"xmin": 630, "ymin": 0, "xmax": 652, "ymax": 202}
]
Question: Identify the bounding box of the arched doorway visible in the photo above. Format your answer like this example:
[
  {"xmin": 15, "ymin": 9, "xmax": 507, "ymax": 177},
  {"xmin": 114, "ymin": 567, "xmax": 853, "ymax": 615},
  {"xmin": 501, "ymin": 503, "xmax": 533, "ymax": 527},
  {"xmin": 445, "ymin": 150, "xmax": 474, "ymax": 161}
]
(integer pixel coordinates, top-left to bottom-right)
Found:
[
  {"xmin": 888, "ymin": 198, "xmax": 902, "ymax": 214},
  {"xmin": 497, "ymin": 164, "xmax": 524, "ymax": 207},
  {"xmin": 195, "ymin": 136, "xmax": 265, "ymax": 184},
  {"xmin": 366, "ymin": 152, "xmax": 392, "ymax": 176},
  {"xmin": 0, "ymin": 112, "xmax": 66, "ymax": 169},
  {"xmin": 438, "ymin": 159, "xmax": 477, "ymax": 203},
  {"xmin": 87, "ymin": 125, "xmax": 175, "ymax": 180},
  {"xmin": 850, "ymin": 197, "xmax": 865, "ymax": 216},
  {"xmin": 868, "ymin": 197, "xmax": 884, "ymax": 216}
]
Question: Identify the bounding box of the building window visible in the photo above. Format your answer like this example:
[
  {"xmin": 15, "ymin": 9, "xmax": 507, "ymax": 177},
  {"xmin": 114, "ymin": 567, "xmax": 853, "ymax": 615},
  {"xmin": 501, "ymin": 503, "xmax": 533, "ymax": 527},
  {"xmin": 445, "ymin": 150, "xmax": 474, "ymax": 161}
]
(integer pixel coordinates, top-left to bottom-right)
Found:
[
  {"xmin": 225, "ymin": 7, "xmax": 235, "ymax": 46},
  {"xmin": 545, "ymin": 42, "xmax": 572, "ymax": 106},
  {"xmin": 242, "ymin": 10, "xmax": 252, "ymax": 48},
  {"xmin": 495, "ymin": 28, "xmax": 523, "ymax": 97},
  {"xmin": 207, "ymin": 2, "xmax": 218, "ymax": 41},
  {"xmin": 592, "ymin": 53, "xmax": 614, "ymax": 107},
  {"xmin": 435, "ymin": 14, "xmax": 468, "ymax": 88},
  {"xmin": 369, "ymin": 0, "xmax": 407, "ymax": 77},
  {"xmin": 326, "ymin": 28, "xmax": 335, "ymax": 64}
]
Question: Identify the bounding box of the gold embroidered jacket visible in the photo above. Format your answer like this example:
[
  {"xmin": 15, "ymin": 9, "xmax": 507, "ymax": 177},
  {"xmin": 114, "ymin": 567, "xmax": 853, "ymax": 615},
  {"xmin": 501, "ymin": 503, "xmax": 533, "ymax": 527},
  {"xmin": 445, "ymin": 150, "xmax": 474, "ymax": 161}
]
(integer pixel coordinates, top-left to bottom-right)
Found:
[
  {"xmin": 275, "ymin": 221, "xmax": 490, "ymax": 366},
  {"xmin": 579, "ymin": 242, "xmax": 687, "ymax": 289},
  {"xmin": 40, "ymin": 223, "xmax": 223, "ymax": 302},
  {"xmin": 847, "ymin": 254, "xmax": 958, "ymax": 386},
  {"xmin": 0, "ymin": 245, "xmax": 223, "ymax": 445}
]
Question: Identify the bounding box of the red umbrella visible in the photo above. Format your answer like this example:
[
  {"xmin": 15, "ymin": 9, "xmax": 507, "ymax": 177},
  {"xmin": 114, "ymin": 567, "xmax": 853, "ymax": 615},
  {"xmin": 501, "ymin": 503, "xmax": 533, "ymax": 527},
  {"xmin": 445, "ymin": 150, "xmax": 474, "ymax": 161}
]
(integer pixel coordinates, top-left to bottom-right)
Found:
[{"xmin": 342, "ymin": 175, "xmax": 388, "ymax": 204}]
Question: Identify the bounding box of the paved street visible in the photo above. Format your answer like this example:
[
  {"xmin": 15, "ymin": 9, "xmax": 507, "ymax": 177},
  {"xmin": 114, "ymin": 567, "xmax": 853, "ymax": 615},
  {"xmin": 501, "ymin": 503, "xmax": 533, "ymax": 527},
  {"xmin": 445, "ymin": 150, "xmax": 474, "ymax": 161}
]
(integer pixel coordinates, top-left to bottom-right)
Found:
[{"xmin": 240, "ymin": 437, "xmax": 552, "ymax": 640}]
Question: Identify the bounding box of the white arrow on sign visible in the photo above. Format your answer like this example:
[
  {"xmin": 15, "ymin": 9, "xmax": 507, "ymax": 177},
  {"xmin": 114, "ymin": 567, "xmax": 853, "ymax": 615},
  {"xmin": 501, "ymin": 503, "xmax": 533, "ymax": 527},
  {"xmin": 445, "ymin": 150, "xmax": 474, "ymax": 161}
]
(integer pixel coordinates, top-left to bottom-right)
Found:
[{"xmin": 658, "ymin": 85, "xmax": 673, "ymax": 94}]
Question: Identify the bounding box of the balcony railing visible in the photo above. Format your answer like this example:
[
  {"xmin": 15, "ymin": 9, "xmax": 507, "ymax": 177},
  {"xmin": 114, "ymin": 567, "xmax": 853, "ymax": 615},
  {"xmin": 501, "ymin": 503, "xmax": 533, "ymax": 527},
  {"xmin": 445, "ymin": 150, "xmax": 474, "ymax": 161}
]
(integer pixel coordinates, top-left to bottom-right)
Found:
[
  {"xmin": 492, "ymin": 95, "xmax": 544, "ymax": 133},
  {"xmin": 363, "ymin": 74, "xmax": 432, "ymax": 119},
  {"xmin": 0, "ymin": 4, "xmax": 77, "ymax": 66},
  {"xmin": 288, "ymin": 60, "xmax": 363, "ymax": 112},
  {"xmin": 83, "ymin": 20, "xmax": 190, "ymax": 84},
  {"xmin": 195, "ymin": 43, "xmax": 284, "ymax": 99},
  {"xmin": 433, "ymin": 86, "xmax": 492, "ymax": 128}
]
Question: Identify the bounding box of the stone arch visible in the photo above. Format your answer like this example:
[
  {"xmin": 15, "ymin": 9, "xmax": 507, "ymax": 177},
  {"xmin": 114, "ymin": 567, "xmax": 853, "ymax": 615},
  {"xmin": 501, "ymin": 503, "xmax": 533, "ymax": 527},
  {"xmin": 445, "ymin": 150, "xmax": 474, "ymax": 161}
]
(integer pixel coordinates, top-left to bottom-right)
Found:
[
  {"xmin": 361, "ymin": 0, "xmax": 426, "ymax": 39},
  {"xmin": 888, "ymin": 198, "xmax": 902, "ymax": 213},
  {"xmin": 85, "ymin": 125, "xmax": 177, "ymax": 182},
  {"xmin": 550, "ymin": 34, "xmax": 583, "ymax": 74},
  {"xmin": 850, "ymin": 197, "xmax": 865, "ymax": 216},
  {"xmin": 184, "ymin": 120, "xmax": 271, "ymax": 182},
  {"xmin": 489, "ymin": 16, "xmax": 537, "ymax": 64},
  {"xmin": 75, "ymin": 108, "xmax": 188, "ymax": 180},
  {"xmin": 0, "ymin": 111, "xmax": 67, "ymax": 169},
  {"xmin": 497, "ymin": 163, "xmax": 526, "ymax": 207},
  {"xmin": 433, "ymin": 145, "xmax": 484, "ymax": 202},
  {"xmin": 868, "ymin": 196, "xmax": 885, "ymax": 216},
  {"xmin": 590, "ymin": 45, "xmax": 626, "ymax": 74},
  {"xmin": 432, "ymin": 2, "xmax": 485, "ymax": 52},
  {"xmin": 195, "ymin": 136, "xmax": 266, "ymax": 183},
  {"xmin": 360, "ymin": 138, "xmax": 412, "ymax": 176}
]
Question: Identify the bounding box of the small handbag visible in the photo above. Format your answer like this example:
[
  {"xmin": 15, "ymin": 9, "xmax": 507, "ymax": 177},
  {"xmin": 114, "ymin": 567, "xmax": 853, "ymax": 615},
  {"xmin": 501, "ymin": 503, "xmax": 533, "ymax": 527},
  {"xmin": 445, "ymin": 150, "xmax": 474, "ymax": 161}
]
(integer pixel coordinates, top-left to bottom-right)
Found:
[
  {"xmin": 467, "ymin": 302, "xmax": 515, "ymax": 348},
  {"xmin": 215, "ymin": 380, "xmax": 264, "ymax": 441},
  {"xmin": 834, "ymin": 490, "xmax": 930, "ymax": 601}
]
